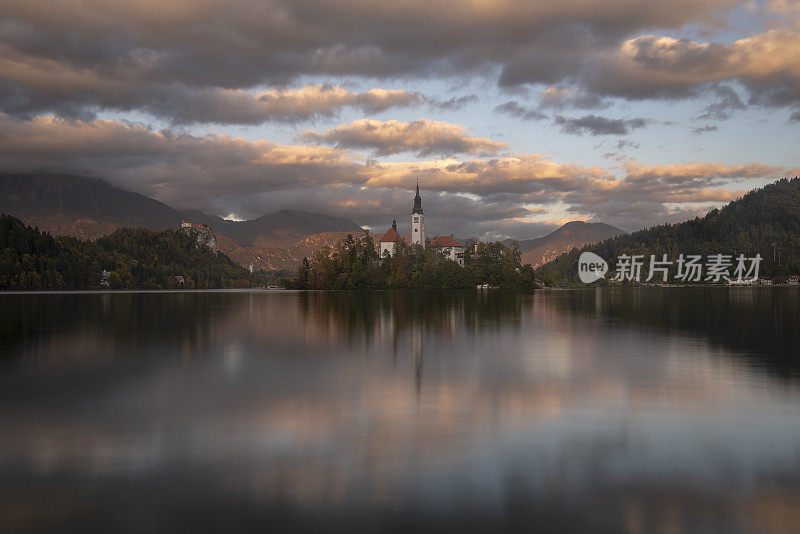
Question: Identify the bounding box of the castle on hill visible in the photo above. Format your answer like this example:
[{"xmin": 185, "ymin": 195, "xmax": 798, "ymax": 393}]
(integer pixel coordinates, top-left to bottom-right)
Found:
[
  {"xmin": 378, "ymin": 181, "xmax": 465, "ymax": 266},
  {"xmin": 179, "ymin": 220, "xmax": 218, "ymax": 252}
]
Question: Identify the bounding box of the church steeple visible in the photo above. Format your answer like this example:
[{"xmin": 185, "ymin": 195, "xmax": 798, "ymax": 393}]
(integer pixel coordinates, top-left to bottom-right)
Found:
[
  {"xmin": 412, "ymin": 179, "xmax": 423, "ymax": 214},
  {"xmin": 410, "ymin": 180, "xmax": 425, "ymax": 245},
  {"xmin": 392, "ymin": 218, "xmax": 397, "ymax": 231}
]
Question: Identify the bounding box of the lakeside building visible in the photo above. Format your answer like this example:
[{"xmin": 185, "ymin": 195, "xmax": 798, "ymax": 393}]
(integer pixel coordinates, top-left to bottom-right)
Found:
[
  {"xmin": 378, "ymin": 182, "xmax": 465, "ymax": 265},
  {"xmin": 431, "ymin": 235, "xmax": 465, "ymax": 266}
]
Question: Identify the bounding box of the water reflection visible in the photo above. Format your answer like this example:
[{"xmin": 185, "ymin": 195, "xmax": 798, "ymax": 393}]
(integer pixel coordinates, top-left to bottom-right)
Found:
[
  {"xmin": 551, "ymin": 287, "xmax": 800, "ymax": 376},
  {"xmin": 1, "ymin": 289, "xmax": 799, "ymax": 533}
]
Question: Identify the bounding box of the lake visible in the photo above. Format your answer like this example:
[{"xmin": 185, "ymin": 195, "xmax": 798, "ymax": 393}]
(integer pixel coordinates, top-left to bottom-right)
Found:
[{"xmin": 1, "ymin": 288, "xmax": 800, "ymax": 533}]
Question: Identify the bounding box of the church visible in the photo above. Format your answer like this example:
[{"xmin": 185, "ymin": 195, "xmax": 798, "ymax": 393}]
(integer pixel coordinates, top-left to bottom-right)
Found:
[{"xmin": 378, "ymin": 182, "xmax": 465, "ymax": 266}]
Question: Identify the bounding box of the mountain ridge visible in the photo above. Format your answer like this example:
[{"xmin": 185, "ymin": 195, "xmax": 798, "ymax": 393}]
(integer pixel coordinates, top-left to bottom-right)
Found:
[
  {"xmin": 505, "ymin": 221, "xmax": 626, "ymax": 268},
  {"xmin": 0, "ymin": 173, "xmax": 363, "ymax": 247},
  {"xmin": 536, "ymin": 177, "xmax": 800, "ymax": 285}
]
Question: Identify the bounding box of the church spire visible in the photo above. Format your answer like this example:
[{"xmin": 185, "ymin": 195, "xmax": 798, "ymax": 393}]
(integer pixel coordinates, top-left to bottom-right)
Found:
[
  {"xmin": 392, "ymin": 218, "xmax": 397, "ymax": 230},
  {"xmin": 412, "ymin": 179, "xmax": 423, "ymax": 214}
]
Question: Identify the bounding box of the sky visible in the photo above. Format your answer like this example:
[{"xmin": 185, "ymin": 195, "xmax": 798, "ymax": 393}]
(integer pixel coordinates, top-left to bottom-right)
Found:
[{"xmin": 1, "ymin": 0, "xmax": 799, "ymax": 239}]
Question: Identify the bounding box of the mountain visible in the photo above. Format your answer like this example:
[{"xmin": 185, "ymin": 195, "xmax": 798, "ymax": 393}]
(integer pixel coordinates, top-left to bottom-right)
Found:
[
  {"xmin": 506, "ymin": 221, "xmax": 626, "ymax": 268},
  {"xmin": 0, "ymin": 173, "xmax": 363, "ymax": 265},
  {"xmin": 220, "ymin": 231, "xmax": 358, "ymax": 272},
  {"xmin": 537, "ymin": 177, "xmax": 800, "ymax": 285},
  {"xmin": 0, "ymin": 173, "xmax": 206, "ymax": 238},
  {"xmin": 214, "ymin": 211, "xmax": 362, "ymax": 247}
]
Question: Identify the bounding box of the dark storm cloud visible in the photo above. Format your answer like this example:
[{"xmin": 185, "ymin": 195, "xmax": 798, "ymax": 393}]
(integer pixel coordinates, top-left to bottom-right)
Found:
[
  {"xmin": 554, "ymin": 114, "xmax": 650, "ymax": 135},
  {"xmin": 0, "ymin": 0, "xmax": 756, "ymax": 122}
]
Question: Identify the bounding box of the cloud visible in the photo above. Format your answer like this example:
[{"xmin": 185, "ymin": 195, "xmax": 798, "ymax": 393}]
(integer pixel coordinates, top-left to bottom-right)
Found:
[
  {"xmin": 692, "ymin": 124, "xmax": 718, "ymax": 135},
  {"xmin": 0, "ymin": 115, "xmax": 362, "ymax": 208},
  {"xmin": 0, "ymin": 115, "xmax": 788, "ymax": 236},
  {"xmin": 494, "ymin": 101, "xmax": 548, "ymax": 121},
  {"xmin": 621, "ymin": 161, "xmax": 782, "ymax": 183},
  {"xmin": 3, "ymin": 0, "xmax": 798, "ymax": 125},
  {"xmin": 0, "ymin": 50, "xmax": 426, "ymax": 123},
  {"xmin": 615, "ymin": 140, "xmax": 641, "ymax": 151},
  {"xmin": 538, "ymin": 87, "xmax": 611, "ymax": 110},
  {"xmin": 155, "ymin": 85, "xmax": 427, "ymax": 124},
  {"xmin": 298, "ymin": 119, "xmax": 508, "ymax": 157},
  {"xmin": 0, "ymin": 0, "xmax": 749, "ymax": 121},
  {"xmin": 494, "ymin": 86, "xmax": 611, "ymax": 122},
  {"xmin": 600, "ymin": 140, "xmax": 641, "ymax": 161},
  {"xmin": 588, "ymin": 31, "xmax": 800, "ymax": 108},
  {"xmin": 554, "ymin": 114, "xmax": 650, "ymax": 135},
  {"xmin": 695, "ymin": 85, "xmax": 745, "ymax": 121},
  {"xmin": 431, "ymin": 95, "xmax": 479, "ymax": 111}
]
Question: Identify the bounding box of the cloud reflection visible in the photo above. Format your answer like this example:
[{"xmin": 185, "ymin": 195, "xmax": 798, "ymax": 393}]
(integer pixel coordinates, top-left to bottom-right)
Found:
[{"xmin": 1, "ymin": 290, "xmax": 799, "ymax": 532}]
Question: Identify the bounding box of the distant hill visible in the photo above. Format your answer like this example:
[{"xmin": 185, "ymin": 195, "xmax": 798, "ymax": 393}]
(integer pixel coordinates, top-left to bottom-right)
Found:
[
  {"xmin": 0, "ymin": 173, "xmax": 363, "ymax": 268},
  {"xmin": 214, "ymin": 212, "xmax": 362, "ymax": 247},
  {"xmin": 507, "ymin": 221, "xmax": 625, "ymax": 267},
  {"xmin": 221, "ymin": 231, "xmax": 358, "ymax": 272},
  {"xmin": 0, "ymin": 214, "xmax": 258, "ymax": 290},
  {"xmin": 537, "ymin": 177, "xmax": 800, "ymax": 285}
]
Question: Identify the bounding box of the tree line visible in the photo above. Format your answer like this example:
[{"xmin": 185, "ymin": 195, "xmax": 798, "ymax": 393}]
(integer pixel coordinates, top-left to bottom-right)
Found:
[
  {"xmin": 0, "ymin": 214, "xmax": 262, "ymax": 290},
  {"xmin": 293, "ymin": 231, "xmax": 536, "ymax": 290}
]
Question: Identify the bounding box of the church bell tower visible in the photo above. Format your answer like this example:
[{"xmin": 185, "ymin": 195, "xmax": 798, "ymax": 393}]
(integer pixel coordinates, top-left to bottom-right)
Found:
[{"xmin": 411, "ymin": 180, "xmax": 425, "ymax": 245}]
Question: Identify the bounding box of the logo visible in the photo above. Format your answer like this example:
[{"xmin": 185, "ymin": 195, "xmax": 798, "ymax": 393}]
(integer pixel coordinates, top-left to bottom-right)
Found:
[
  {"xmin": 574, "ymin": 252, "xmax": 762, "ymax": 284},
  {"xmin": 578, "ymin": 252, "xmax": 608, "ymax": 283}
]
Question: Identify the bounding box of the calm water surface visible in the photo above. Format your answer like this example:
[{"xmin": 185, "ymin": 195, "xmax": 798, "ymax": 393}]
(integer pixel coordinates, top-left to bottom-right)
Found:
[{"xmin": 1, "ymin": 288, "xmax": 800, "ymax": 533}]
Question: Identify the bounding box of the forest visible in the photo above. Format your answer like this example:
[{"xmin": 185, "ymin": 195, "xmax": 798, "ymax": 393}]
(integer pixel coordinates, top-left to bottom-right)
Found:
[
  {"xmin": 293, "ymin": 231, "xmax": 536, "ymax": 290},
  {"xmin": 0, "ymin": 214, "xmax": 262, "ymax": 290},
  {"xmin": 537, "ymin": 177, "xmax": 800, "ymax": 286}
]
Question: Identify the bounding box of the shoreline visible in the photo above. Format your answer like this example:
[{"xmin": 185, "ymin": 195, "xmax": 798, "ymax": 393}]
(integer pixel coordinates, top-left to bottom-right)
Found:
[{"xmin": 2, "ymin": 285, "xmax": 799, "ymax": 295}]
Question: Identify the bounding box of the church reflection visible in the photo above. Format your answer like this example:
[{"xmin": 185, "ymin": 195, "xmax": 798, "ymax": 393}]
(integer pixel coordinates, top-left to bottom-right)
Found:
[{"xmin": 295, "ymin": 290, "xmax": 526, "ymax": 394}]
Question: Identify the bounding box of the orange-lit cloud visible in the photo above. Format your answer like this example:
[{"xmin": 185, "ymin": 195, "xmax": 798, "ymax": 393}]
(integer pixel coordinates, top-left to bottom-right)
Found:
[{"xmin": 299, "ymin": 119, "xmax": 508, "ymax": 156}]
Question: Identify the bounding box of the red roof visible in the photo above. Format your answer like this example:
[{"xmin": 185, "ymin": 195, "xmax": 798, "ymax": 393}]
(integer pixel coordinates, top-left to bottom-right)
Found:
[
  {"xmin": 378, "ymin": 227, "xmax": 402, "ymax": 242},
  {"xmin": 431, "ymin": 235, "xmax": 464, "ymax": 248}
]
